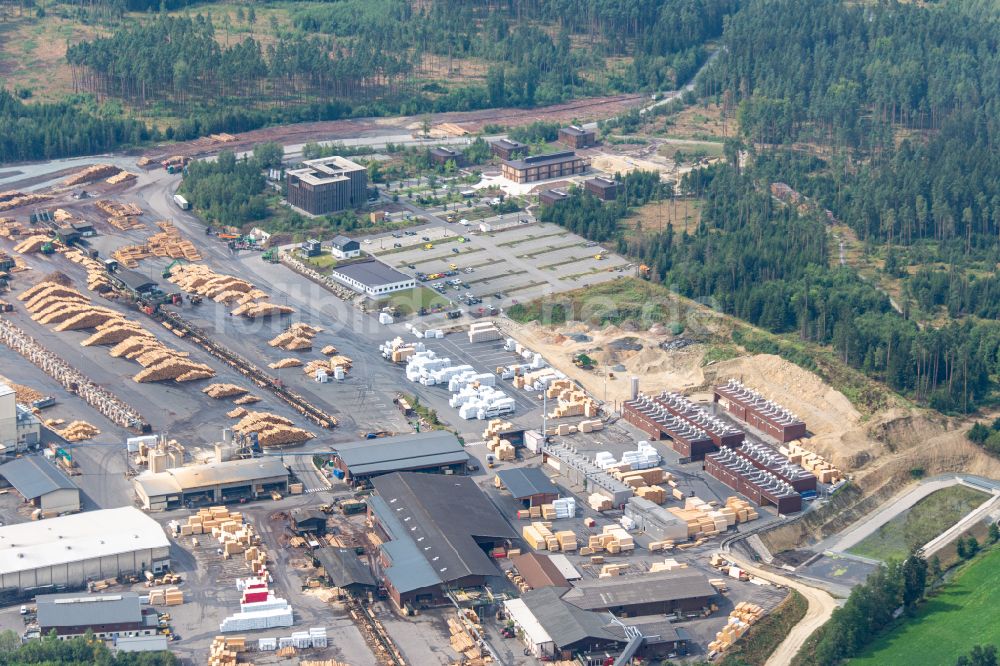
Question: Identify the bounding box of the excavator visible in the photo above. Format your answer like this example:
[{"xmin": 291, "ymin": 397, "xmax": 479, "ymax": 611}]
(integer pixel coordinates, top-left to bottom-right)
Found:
[{"xmin": 162, "ymin": 258, "xmax": 187, "ymax": 279}]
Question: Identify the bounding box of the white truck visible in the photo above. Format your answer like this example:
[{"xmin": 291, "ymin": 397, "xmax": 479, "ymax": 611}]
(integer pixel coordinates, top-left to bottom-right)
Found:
[{"xmin": 173, "ymin": 194, "xmax": 190, "ymax": 210}]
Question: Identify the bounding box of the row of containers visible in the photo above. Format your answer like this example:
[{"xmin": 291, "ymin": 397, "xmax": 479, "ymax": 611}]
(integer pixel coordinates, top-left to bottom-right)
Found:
[{"xmin": 622, "ymin": 389, "xmax": 816, "ymax": 513}]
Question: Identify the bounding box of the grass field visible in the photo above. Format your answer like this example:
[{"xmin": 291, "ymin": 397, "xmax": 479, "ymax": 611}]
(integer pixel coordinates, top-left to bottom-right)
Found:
[
  {"xmin": 848, "ymin": 485, "xmax": 989, "ymax": 561},
  {"xmin": 376, "ymin": 287, "xmax": 450, "ymax": 316},
  {"xmin": 852, "ymin": 546, "xmax": 1000, "ymax": 665}
]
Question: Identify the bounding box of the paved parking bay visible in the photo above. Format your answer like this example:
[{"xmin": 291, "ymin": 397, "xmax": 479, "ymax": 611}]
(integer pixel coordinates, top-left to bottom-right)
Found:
[{"xmin": 366, "ymin": 220, "xmax": 631, "ymax": 308}]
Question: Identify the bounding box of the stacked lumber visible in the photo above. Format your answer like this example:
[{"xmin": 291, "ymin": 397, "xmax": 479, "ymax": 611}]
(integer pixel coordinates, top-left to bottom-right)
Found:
[
  {"xmin": 112, "ymin": 222, "xmax": 202, "ymax": 267},
  {"xmin": 268, "ymin": 358, "xmax": 302, "ymax": 369},
  {"xmin": 233, "ymin": 395, "xmax": 260, "ymax": 405},
  {"xmin": 203, "ymin": 383, "xmax": 249, "ymax": 399},
  {"xmin": 95, "ymin": 200, "xmax": 143, "ymax": 218},
  {"xmin": 13, "ymin": 235, "xmax": 53, "ymax": 254},
  {"xmin": 64, "ymin": 248, "xmax": 115, "ymax": 293},
  {"xmin": 208, "ymin": 635, "xmax": 245, "ymax": 666},
  {"xmin": 106, "ymin": 170, "xmax": 137, "ymax": 185},
  {"xmin": 232, "ymin": 411, "xmax": 314, "ymax": 448},
  {"xmin": 63, "ymin": 164, "xmax": 118, "ymax": 186},
  {"xmin": 546, "ymin": 382, "xmax": 599, "ymax": 419},
  {"xmin": 447, "ymin": 611, "xmax": 488, "ymax": 664},
  {"xmin": 723, "ymin": 496, "xmax": 759, "ymax": 524},
  {"xmin": 227, "ymin": 407, "xmax": 248, "ymax": 419},
  {"xmin": 649, "ymin": 557, "xmax": 687, "ymax": 572},
  {"xmin": 708, "ymin": 602, "xmax": 766, "ymax": 656},
  {"xmin": 782, "ymin": 441, "xmax": 842, "ymax": 484},
  {"xmin": 636, "ymin": 485, "xmax": 667, "ymax": 504},
  {"xmin": 112, "ymin": 244, "xmax": 150, "ymax": 268},
  {"xmin": 147, "ymin": 222, "xmax": 202, "ymax": 261},
  {"xmin": 106, "ymin": 215, "xmax": 145, "ymax": 231},
  {"xmin": 586, "ymin": 525, "xmax": 635, "ymax": 555},
  {"xmin": 521, "ymin": 521, "xmax": 553, "ymax": 551},
  {"xmin": 185, "ymin": 507, "xmax": 269, "ymax": 580},
  {"xmin": 588, "ymin": 493, "xmax": 613, "ymax": 512},
  {"xmin": 0, "ymin": 191, "xmax": 50, "ymax": 212},
  {"xmin": 485, "ymin": 435, "xmax": 515, "ymax": 461},
  {"xmin": 57, "ymin": 421, "xmax": 100, "ymax": 441}
]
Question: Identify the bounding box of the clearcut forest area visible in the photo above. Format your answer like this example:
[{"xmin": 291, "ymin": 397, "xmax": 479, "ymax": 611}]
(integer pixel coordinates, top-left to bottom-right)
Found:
[{"xmin": 0, "ymin": 0, "xmax": 736, "ymax": 161}]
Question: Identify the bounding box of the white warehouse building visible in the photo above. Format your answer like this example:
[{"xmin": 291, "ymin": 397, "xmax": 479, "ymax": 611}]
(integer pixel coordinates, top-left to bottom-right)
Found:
[
  {"xmin": 330, "ymin": 259, "xmax": 416, "ymax": 298},
  {"xmin": 0, "ymin": 507, "xmax": 171, "ymax": 590}
]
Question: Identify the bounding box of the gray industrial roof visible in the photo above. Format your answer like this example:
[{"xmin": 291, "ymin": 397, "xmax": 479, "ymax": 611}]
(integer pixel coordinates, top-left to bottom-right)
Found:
[
  {"xmin": 519, "ymin": 587, "xmax": 621, "ymax": 648},
  {"xmin": 560, "ymin": 570, "xmax": 716, "ymax": 611},
  {"xmin": 335, "ymin": 431, "xmax": 469, "ymax": 477},
  {"xmin": 496, "ymin": 467, "xmax": 559, "ymax": 500},
  {"xmin": 115, "ymin": 269, "xmax": 157, "ymax": 293},
  {"xmin": 331, "ymin": 260, "xmax": 412, "ymax": 288},
  {"xmin": 0, "ymin": 456, "xmax": 77, "ymax": 500},
  {"xmin": 37, "ymin": 592, "xmax": 142, "ymax": 629},
  {"xmin": 314, "ymin": 548, "xmax": 377, "ymax": 590},
  {"xmin": 370, "ymin": 472, "xmax": 517, "ymax": 593},
  {"xmin": 561, "ymin": 125, "xmax": 593, "ymax": 137},
  {"xmin": 368, "ymin": 495, "xmax": 443, "ymax": 593}
]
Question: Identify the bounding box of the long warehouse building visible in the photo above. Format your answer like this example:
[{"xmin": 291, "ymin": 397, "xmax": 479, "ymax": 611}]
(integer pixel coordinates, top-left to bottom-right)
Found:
[
  {"xmin": 331, "ymin": 431, "xmax": 470, "ymax": 485},
  {"xmin": 133, "ymin": 458, "xmax": 289, "ymax": 510},
  {"xmin": 621, "ymin": 394, "xmax": 717, "ymax": 460},
  {"xmin": 713, "ymin": 380, "xmax": 807, "ymax": 443},
  {"xmin": 0, "ymin": 507, "xmax": 170, "ymax": 591}
]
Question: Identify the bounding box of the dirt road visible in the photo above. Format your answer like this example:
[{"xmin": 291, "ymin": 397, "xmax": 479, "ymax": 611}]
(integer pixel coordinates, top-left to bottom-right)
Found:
[{"xmin": 726, "ymin": 552, "xmax": 838, "ymax": 666}]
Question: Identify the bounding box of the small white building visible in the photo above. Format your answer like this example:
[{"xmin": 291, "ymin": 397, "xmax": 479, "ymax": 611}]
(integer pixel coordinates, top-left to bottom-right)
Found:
[
  {"xmin": 330, "ymin": 235, "xmax": 361, "ymax": 259},
  {"xmin": 330, "ymin": 260, "xmax": 416, "ymax": 298}
]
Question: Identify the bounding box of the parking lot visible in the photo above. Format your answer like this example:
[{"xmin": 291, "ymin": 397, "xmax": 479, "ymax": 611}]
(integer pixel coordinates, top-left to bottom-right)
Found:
[{"xmin": 365, "ymin": 220, "xmax": 631, "ymax": 310}]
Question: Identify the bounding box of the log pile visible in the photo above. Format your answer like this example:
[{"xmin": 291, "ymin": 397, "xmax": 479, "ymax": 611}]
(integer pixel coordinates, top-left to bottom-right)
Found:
[
  {"xmin": 0, "ymin": 218, "xmax": 24, "ymax": 238},
  {"xmin": 268, "ymin": 323, "xmax": 320, "ymax": 351},
  {"xmin": 0, "ymin": 376, "xmax": 45, "ymax": 404},
  {"xmin": 0, "ymin": 191, "xmax": 51, "ymax": 212},
  {"xmin": 303, "ymin": 355, "xmax": 352, "ymax": 377},
  {"xmin": 19, "ymin": 281, "xmax": 215, "ymax": 384},
  {"xmin": 203, "ymin": 383, "xmax": 249, "ymax": 399},
  {"xmin": 233, "ymin": 395, "xmax": 260, "ymax": 405},
  {"xmin": 166, "ymin": 264, "xmax": 286, "ymax": 317},
  {"xmin": 95, "ymin": 200, "xmax": 143, "ymax": 217},
  {"xmin": 232, "ymin": 410, "xmax": 314, "ymax": 448},
  {"xmin": 64, "ymin": 249, "xmax": 115, "ymax": 293},
  {"xmin": 57, "ymin": 420, "xmax": 100, "ymax": 442},
  {"xmin": 268, "ymin": 358, "xmax": 303, "ymax": 369},
  {"xmin": 13, "ymin": 235, "xmax": 53, "ymax": 254},
  {"xmin": 106, "ymin": 170, "xmax": 137, "ymax": 185},
  {"xmin": 63, "ymin": 164, "xmax": 119, "ymax": 186}
]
